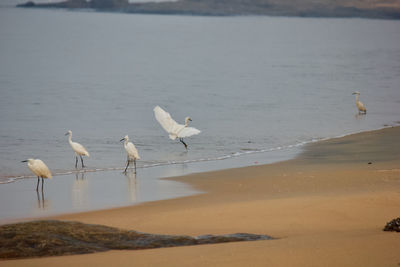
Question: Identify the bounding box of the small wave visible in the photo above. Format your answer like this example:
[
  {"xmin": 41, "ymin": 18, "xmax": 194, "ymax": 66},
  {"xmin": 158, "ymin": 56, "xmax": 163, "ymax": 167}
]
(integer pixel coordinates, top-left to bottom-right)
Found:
[
  {"xmin": 0, "ymin": 177, "xmax": 18, "ymax": 184},
  {"xmin": 0, "ymin": 138, "xmax": 338, "ymax": 184},
  {"xmin": 2, "ymin": 122, "xmax": 399, "ymax": 185}
]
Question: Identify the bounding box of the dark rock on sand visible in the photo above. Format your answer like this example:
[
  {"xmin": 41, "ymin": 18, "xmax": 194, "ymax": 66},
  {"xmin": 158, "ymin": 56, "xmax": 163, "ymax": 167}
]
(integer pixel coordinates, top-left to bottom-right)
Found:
[
  {"xmin": 0, "ymin": 220, "xmax": 274, "ymax": 259},
  {"xmin": 383, "ymin": 217, "xmax": 400, "ymax": 232}
]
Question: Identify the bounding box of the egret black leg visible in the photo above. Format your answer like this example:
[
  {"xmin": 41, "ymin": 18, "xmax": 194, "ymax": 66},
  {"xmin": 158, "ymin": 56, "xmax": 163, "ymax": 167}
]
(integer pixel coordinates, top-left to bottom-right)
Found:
[
  {"xmin": 36, "ymin": 190, "xmax": 41, "ymax": 208},
  {"xmin": 36, "ymin": 176, "xmax": 40, "ymax": 191},
  {"xmin": 75, "ymin": 156, "xmax": 78, "ymax": 168},
  {"xmin": 40, "ymin": 190, "xmax": 44, "ymax": 209},
  {"xmin": 41, "ymin": 177, "xmax": 44, "ymax": 191},
  {"xmin": 134, "ymin": 159, "xmax": 137, "ymax": 173},
  {"xmin": 80, "ymin": 155, "xmax": 85, "ymax": 168},
  {"xmin": 124, "ymin": 159, "xmax": 130, "ymax": 173},
  {"xmin": 180, "ymin": 138, "xmax": 188, "ymax": 149}
]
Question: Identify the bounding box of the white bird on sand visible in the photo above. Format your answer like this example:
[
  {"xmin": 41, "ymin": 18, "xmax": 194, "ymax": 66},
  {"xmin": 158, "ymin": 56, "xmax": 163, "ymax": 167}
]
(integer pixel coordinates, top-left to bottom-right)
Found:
[
  {"xmin": 153, "ymin": 106, "xmax": 201, "ymax": 149},
  {"xmin": 65, "ymin": 130, "xmax": 90, "ymax": 168},
  {"xmin": 21, "ymin": 158, "xmax": 52, "ymax": 191},
  {"xmin": 352, "ymin": 91, "xmax": 367, "ymax": 114},
  {"xmin": 120, "ymin": 135, "xmax": 140, "ymax": 173}
]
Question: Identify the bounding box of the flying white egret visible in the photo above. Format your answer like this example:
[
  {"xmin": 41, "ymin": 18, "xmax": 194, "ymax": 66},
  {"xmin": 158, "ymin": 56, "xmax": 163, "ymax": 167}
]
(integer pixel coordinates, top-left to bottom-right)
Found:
[
  {"xmin": 120, "ymin": 135, "xmax": 140, "ymax": 173},
  {"xmin": 352, "ymin": 91, "xmax": 367, "ymax": 114},
  {"xmin": 153, "ymin": 106, "xmax": 201, "ymax": 149},
  {"xmin": 65, "ymin": 130, "xmax": 90, "ymax": 168},
  {"xmin": 22, "ymin": 158, "xmax": 52, "ymax": 191}
]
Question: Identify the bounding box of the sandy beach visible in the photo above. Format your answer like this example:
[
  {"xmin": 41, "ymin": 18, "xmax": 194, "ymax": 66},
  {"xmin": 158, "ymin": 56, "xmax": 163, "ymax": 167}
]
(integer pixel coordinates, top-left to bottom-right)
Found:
[{"xmin": 2, "ymin": 126, "xmax": 400, "ymax": 266}]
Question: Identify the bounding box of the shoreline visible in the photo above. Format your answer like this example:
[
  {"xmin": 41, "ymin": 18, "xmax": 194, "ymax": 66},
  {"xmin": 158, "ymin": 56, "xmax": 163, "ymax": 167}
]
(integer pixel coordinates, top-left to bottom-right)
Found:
[
  {"xmin": 2, "ymin": 122, "xmax": 398, "ymax": 184},
  {"xmin": 2, "ymin": 124, "xmax": 398, "ymax": 222},
  {"xmin": 2, "ymin": 126, "xmax": 400, "ymax": 266}
]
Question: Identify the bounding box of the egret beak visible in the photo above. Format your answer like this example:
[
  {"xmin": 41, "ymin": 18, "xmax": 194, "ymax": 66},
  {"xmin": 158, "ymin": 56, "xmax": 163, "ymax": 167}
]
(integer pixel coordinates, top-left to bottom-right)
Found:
[
  {"xmin": 21, "ymin": 160, "xmax": 28, "ymax": 163},
  {"xmin": 65, "ymin": 132, "xmax": 69, "ymax": 136},
  {"xmin": 120, "ymin": 138, "xmax": 125, "ymax": 142},
  {"xmin": 189, "ymin": 118, "xmax": 192, "ymax": 121}
]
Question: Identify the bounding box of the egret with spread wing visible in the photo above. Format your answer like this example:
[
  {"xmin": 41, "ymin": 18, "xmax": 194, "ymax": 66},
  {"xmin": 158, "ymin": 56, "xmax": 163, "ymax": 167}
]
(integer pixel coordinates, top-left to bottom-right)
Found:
[{"xmin": 153, "ymin": 106, "xmax": 201, "ymax": 149}]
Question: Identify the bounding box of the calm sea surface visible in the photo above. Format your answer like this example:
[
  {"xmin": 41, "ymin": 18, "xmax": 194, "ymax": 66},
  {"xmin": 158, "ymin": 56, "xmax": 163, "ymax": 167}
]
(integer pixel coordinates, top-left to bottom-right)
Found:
[{"xmin": 1, "ymin": 7, "xmax": 400, "ymax": 181}]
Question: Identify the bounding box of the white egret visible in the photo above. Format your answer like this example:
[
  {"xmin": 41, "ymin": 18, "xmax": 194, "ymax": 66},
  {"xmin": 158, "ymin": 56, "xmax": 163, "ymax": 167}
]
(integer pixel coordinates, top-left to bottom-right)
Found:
[
  {"xmin": 65, "ymin": 130, "xmax": 90, "ymax": 168},
  {"xmin": 120, "ymin": 135, "xmax": 140, "ymax": 173},
  {"xmin": 22, "ymin": 159, "xmax": 52, "ymax": 191},
  {"xmin": 352, "ymin": 91, "xmax": 367, "ymax": 114},
  {"xmin": 153, "ymin": 106, "xmax": 201, "ymax": 149}
]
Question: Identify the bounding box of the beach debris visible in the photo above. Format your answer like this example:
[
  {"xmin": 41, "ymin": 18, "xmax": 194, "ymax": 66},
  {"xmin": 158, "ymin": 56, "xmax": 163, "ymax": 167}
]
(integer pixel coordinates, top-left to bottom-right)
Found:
[
  {"xmin": 383, "ymin": 217, "xmax": 400, "ymax": 232},
  {"xmin": 0, "ymin": 220, "xmax": 274, "ymax": 259}
]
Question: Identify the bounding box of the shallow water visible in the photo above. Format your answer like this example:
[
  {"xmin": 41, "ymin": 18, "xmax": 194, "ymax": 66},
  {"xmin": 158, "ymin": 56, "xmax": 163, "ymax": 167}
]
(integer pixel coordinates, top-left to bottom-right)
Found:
[
  {"xmin": 0, "ymin": 147, "xmax": 297, "ymax": 221},
  {"xmin": 0, "ymin": 168, "xmax": 198, "ymax": 221},
  {"xmin": 0, "ymin": 7, "xmax": 400, "ymax": 219},
  {"xmin": 1, "ymin": 8, "xmax": 400, "ymax": 180}
]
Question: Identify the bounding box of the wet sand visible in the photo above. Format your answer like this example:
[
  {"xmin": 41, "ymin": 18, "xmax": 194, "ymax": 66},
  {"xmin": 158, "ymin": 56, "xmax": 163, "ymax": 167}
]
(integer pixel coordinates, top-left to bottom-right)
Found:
[{"xmin": 2, "ymin": 126, "xmax": 400, "ymax": 266}]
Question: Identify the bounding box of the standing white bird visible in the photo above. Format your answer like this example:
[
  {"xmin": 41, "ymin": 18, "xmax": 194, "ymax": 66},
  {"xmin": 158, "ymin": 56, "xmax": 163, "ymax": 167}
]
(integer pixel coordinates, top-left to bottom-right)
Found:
[
  {"xmin": 352, "ymin": 91, "xmax": 367, "ymax": 114},
  {"xmin": 153, "ymin": 106, "xmax": 201, "ymax": 149},
  {"xmin": 120, "ymin": 135, "xmax": 140, "ymax": 173},
  {"xmin": 22, "ymin": 158, "xmax": 52, "ymax": 191},
  {"xmin": 65, "ymin": 130, "xmax": 90, "ymax": 168}
]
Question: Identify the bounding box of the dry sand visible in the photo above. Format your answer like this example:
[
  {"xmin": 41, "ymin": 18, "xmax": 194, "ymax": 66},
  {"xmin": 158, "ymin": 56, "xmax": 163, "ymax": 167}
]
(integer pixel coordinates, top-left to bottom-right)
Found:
[{"xmin": 2, "ymin": 126, "xmax": 400, "ymax": 266}]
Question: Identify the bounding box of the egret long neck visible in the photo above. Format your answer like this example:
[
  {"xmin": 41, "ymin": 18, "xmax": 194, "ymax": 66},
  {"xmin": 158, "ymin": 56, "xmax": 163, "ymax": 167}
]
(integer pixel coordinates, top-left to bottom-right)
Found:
[
  {"xmin": 355, "ymin": 94, "xmax": 359, "ymax": 103},
  {"xmin": 68, "ymin": 133, "xmax": 73, "ymax": 145},
  {"xmin": 185, "ymin": 119, "xmax": 189, "ymax": 127}
]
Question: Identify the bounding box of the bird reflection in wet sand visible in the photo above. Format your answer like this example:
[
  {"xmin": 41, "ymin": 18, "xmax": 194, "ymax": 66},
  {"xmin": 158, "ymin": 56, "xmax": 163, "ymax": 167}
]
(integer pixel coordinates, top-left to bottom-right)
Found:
[
  {"xmin": 36, "ymin": 190, "xmax": 49, "ymax": 210},
  {"xmin": 72, "ymin": 172, "xmax": 88, "ymax": 208},
  {"xmin": 75, "ymin": 172, "xmax": 85, "ymax": 180},
  {"xmin": 124, "ymin": 170, "xmax": 137, "ymax": 202},
  {"xmin": 355, "ymin": 113, "xmax": 367, "ymax": 120}
]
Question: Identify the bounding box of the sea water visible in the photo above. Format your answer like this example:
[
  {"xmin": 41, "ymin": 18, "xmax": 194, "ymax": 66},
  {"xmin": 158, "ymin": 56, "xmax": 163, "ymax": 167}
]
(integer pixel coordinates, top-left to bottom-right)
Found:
[{"xmin": 0, "ymin": 7, "xmax": 399, "ymax": 219}]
